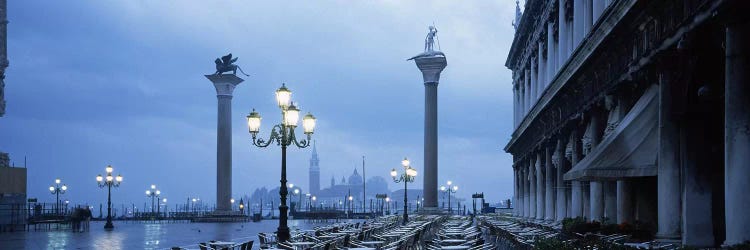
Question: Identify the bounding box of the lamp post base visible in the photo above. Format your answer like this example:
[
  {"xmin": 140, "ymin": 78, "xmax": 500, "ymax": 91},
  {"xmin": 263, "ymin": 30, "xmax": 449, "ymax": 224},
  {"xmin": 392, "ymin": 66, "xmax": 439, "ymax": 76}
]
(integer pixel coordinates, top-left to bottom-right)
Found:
[{"xmin": 104, "ymin": 222, "xmax": 114, "ymax": 230}]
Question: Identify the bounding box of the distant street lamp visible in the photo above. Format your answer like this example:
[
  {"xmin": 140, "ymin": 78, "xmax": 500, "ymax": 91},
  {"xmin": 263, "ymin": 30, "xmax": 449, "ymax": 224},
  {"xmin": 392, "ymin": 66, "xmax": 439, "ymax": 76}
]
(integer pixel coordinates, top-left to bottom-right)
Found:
[
  {"xmin": 96, "ymin": 165, "xmax": 122, "ymax": 229},
  {"xmin": 348, "ymin": 195, "xmax": 354, "ymax": 213},
  {"xmin": 391, "ymin": 157, "xmax": 417, "ymax": 224},
  {"xmin": 291, "ymin": 188, "xmax": 301, "ymax": 211},
  {"xmin": 246, "ymin": 83, "xmax": 317, "ymax": 242},
  {"xmin": 161, "ymin": 198, "xmax": 168, "ymax": 216},
  {"xmin": 49, "ymin": 178, "xmax": 68, "ymax": 215},
  {"xmin": 145, "ymin": 185, "xmax": 161, "ymax": 214},
  {"xmin": 385, "ymin": 197, "xmax": 391, "ymax": 214},
  {"xmin": 440, "ymin": 181, "xmax": 459, "ymax": 214},
  {"xmin": 239, "ymin": 198, "xmax": 245, "ymax": 215}
]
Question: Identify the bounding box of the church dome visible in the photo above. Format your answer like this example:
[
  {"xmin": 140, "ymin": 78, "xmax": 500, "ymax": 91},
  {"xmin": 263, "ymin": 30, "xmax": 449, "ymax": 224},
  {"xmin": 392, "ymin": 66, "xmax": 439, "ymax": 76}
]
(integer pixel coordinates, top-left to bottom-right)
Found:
[{"xmin": 348, "ymin": 168, "xmax": 363, "ymax": 185}]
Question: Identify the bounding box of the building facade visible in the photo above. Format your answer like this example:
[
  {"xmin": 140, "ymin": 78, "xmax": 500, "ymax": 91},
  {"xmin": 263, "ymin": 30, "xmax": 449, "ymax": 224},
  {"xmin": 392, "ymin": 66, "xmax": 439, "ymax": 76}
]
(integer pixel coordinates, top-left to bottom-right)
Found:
[{"xmin": 505, "ymin": 0, "xmax": 748, "ymax": 247}]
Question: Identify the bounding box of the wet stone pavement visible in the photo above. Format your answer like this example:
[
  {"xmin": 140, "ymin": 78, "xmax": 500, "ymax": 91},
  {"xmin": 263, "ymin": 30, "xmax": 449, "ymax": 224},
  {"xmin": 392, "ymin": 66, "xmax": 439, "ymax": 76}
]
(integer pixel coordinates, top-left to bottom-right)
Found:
[{"xmin": 0, "ymin": 219, "xmax": 335, "ymax": 250}]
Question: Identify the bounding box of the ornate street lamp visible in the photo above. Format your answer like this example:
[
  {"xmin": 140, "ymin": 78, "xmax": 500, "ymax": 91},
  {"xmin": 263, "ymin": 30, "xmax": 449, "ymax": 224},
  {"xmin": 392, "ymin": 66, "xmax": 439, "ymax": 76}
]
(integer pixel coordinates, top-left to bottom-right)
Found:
[
  {"xmin": 49, "ymin": 178, "xmax": 68, "ymax": 215},
  {"xmin": 96, "ymin": 165, "xmax": 122, "ymax": 229},
  {"xmin": 239, "ymin": 198, "xmax": 245, "ymax": 215},
  {"xmin": 246, "ymin": 83, "xmax": 316, "ymax": 243},
  {"xmin": 391, "ymin": 157, "xmax": 417, "ymax": 225},
  {"xmin": 440, "ymin": 181, "xmax": 459, "ymax": 214},
  {"xmin": 145, "ymin": 185, "xmax": 161, "ymax": 214},
  {"xmin": 291, "ymin": 188, "xmax": 301, "ymax": 212}
]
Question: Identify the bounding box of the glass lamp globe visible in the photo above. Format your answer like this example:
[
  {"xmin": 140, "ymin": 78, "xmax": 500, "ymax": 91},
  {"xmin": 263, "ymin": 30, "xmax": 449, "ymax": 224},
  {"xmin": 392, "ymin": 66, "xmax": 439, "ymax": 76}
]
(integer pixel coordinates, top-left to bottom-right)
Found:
[
  {"xmin": 385, "ymin": 197, "xmax": 390, "ymax": 202},
  {"xmin": 49, "ymin": 186, "xmax": 55, "ymax": 192},
  {"xmin": 390, "ymin": 169, "xmax": 398, "ymax": 177},
  {"xmin": 96, "ymin": 175, "xmax": 103, "ymax": 182},
  {"xmin": 447, "ymin": 181, "xmax": 452, "ymax": 186},
  {"xmin": 151, "ymin": 184, "xmax": 156, "ymax": 189},
  {"xmin": 348, "ymin": 196, "xmax": 353, "ymax": 201},
  {"xmin": 156, "ymin": 190, "xmax": 161, "ymax": 195},
  {"xmin": 294, "ymin": 189, "xmax": 300, "ymax": 194},
  {"xmin": 440, "ymin": 186, "xmax": 446, "ymax": 191},
  {"xmin": 106, "ymin": 165, "xmax": 113, "ymax": 173},
  {"xmin": 302, "ymin": 113, "xmax": 316, "ymax": 134},
  {"xmin": 115, "ymin": 175, "xmax": 123, "ymax": 182},
  {"xmin": 246, "ymin": 109, "xmax": 261, "ymax": 134},
  {"xmin": 163, "ymin": 198, "xmax": 167, "ymax": 203},
  {"xmin": 453, "ymin": 186, "xmax": 459, "ymax": 191},
  {"xmin": 146, "ymin": 190, "xmax": 151, "ymax": 195},
  {"xmin": 55, "ymin": 179, "xmax": 61, "ymax": 184},
  {"xmin": 288, "ymin": 183, "xmax": 294, "ymax": 188},
  {"xmin": 312, "ymin": 196, "xmax": 317, "ymax": 201},
  {"xmin": 284, "ymin": 104, "xmax": 300, "ymax": 127},
  {"xmin": 61, "ymin": 185, "xmax": 67, "ymax": 191},
  {"xmin": 106, "ymin": 175, "xmax": 113, "ymax": 182},
  {"xmin": 231, "ymin": 198, "xmax": 235, "ymax": 203},
  {"xmin": 402, "ymin": 157, "xmax": 410, "ymax": 167},
  {"xmin": 275, "ymin": 83, "xmax": 292, "ymax": 109}
]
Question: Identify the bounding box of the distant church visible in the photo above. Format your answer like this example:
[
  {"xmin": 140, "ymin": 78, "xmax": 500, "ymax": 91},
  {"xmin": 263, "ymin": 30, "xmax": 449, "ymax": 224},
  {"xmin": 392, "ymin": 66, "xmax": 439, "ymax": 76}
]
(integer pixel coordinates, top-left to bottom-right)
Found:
[{"xmin": 309, "ymin": 143, "xmax": 320, "ymax": 194}]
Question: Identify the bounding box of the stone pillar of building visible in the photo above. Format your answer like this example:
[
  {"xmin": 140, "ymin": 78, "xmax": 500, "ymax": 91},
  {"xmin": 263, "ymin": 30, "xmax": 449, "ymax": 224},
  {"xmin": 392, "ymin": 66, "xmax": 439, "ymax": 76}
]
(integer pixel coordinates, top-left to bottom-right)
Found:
[
  {"xmin": 592, "ymin": 0, "xmax": 604, "ymax": 23},
  {"xmin": 604, "ymin": 181, "xmax": 617, "ymax": 223},
  {"xmin": 414, "ymin": 56, "xmax": 447, "ymax": 211},
  {"xmin": 570, "ymin": 130, "xmax": 583, "ymax": 218},
  {"xmin": 582, "ymin": 182, "xmax": 590, "ymax": 219},
  {"xmin": 530, "ymin": 60, "xmax": 538, "ymax": 103},
  {"xmin": 537, "ymin": 41, "xmax": 546, "ymax": 95},
  {"xmin": 590, "ymin": 181, "xmax": 604, "ymax": 222},
  {"xmin": 573, "ymin": 0, "xmax": 584, "ymax": 47},
  {"xmin": 724, "ymin": 19, "xmax": 750, "ymax": 246},
  {"xmin": 513, "ymin": 83, "xmax": 519, "ymax": 126},
  {"xmin": 555, "ymin": 138, "xmax": 567, "ymax": 221},
  {"xmin": 525, "ymin": 69, "xmax": 531, "ymax": 114},
  {"xmin": 528, "ymin": 158, "xmax": 536, "ymax": 219},
  {"xmin": 617, "ymin": 180, "xmax": 633, "ymax": 224},
  {"xmin": 536, "ymin": 153, "xmax": 545, "ymax": 220},
  {"xmin": 547, "ymin": 21, "xmax": 556, "ymax": 85},
  {"xmin": 545, "ymin": 146, "xmax": 555, "ymax": 221},
  {"xmin": 558, "ymin": 0, "xmax": 569, "ymax": 67},
  {"xmin": 583, "ymin": 0, "xmax": 593, "ymax": 35},
  {"xmin": 524, "ymin": 165, "xmax": 530, "ymax": 217},
  {"xmin": 205, "ymin": 74, "xmax": 243, "ymax": 212},
  {"xmin": 657, "ymin": 73, "xmax": 681, "ymax": 240}
]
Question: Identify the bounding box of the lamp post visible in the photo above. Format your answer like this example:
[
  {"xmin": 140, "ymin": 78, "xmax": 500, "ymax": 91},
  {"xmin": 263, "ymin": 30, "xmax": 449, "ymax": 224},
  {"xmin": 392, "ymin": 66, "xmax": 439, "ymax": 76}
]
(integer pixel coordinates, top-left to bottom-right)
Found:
[
  {"xmin": 391, "ymin": 157, "xmax": 417, "ymax": 225},
  {"xmin": 230, "ymin": 198, "xmax": 235, "ymax": 211},
  {"xmin": 348, "ymin": 195, "xmax": 354, "ymax": 214},
  {"xmin": 291, "ymin": 188, "xmax": 301, "ymax": 212},
  {"xmin": 239, "ymin": 198, "xmax": 245, "ymax": 215},
  {"xmin": 440, "ymin": 181, "xmax": 458, "ymax": 214},
  {"xmin": 385, "ymin": 197, "xmax": 391, "ymax": 214},
  {"xmin": 306, "ymin": 193, "xmax": 312, "ymax": 211},
  {"xmin": 49, "ymin": 178, "xmax": 67, "ymax": 215},
  {"xmin": 311, "ymin": 196, "xmax": 317, "ymax": 211},
  {"xmin": 145, "ymin": 185, "xmax": 161, "ymax": 214},
  {"xmin": 246, "ymin": 83, "xmax": 317, "ymax": 243},
  {"xmin": 96, "ymin": 165, "xmax": 122, "ymax": 229}
]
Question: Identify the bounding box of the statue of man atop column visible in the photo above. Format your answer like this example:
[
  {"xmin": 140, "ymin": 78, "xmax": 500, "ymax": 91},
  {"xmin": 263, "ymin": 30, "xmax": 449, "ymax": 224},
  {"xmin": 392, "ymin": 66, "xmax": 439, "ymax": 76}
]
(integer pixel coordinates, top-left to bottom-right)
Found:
[{"xmin": 425, "ymin": 26, "xmax": 438, "ymax": 52}]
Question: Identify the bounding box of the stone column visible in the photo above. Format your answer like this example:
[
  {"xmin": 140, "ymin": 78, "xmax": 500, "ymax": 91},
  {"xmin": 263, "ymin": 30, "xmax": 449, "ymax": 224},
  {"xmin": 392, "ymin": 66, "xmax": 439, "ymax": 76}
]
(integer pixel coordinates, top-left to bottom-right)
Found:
[
  {"xmin": 604, "ymin": 181, "xmax": 617, "ymax": 223},
  {"xmin": 590, "ymin": 181, "xmax": 604, "ymax": 222},
  {"xmin": 525, "ymin": 69, "xmax": 531, "ymax": 114},
  {"xmin": 570, "ymin": 130, "xmax": 583, "ymax": 218},
  {"xmin": 538, "ymin": 41, "xmax": 546, "ymax": 94},
  {"xmin": 547, "ymin": 21, "xmax": 556, "ymax": 84},
  {"xmin": 529, "ymin": 158, "xmax": 536, "ymax": 219},
  {"xmin": 536, "ymin": 153, "xmax": 545, "ymax": 220},
  {"xmin": 573, "ymin": 0, "xmax": 584, "ymax": 46},
  {"xmin": 617, "ymin": 180, "xmax": 633, "ymax": 224},
  {"xmin": 592, "ymin": 0, "xmax": 604, "ymax": 23},
  {"xmin": 205, "ymin": 74, "xmax": 243, "ymax": 212},
  {"xmin": 521, "ymin": 165, "xmax": 531, "ymax": 218},
  {"xmin": 545, "ymin": 146, "xmax": 555, "ymax": 221},
  {"xmin": 530, "ymin": 60, "xmax": 538, "ymax": 103},
  {"xmin": 513, "ymin": 84, "xmax": 519, "ymax": 126},
  {"xmin": 558, "ymin": 0, "xmax": 569, "ymax": 67},
  {"xmin": 724, "ymin": 20, "xmax": 750, "ymax": 246},
  {"xmin": 555, "ymin": 138, "xmax": 567, "ymax": 221},
  {"xmin": 414, "ymin": 56, "xmax": 447, "ymax": 210},
  {"xmin": 513, "ymin": 168, "xmax": 519, "ymax": 216},
  {"xmin": 584, "ymin": 0, "xmax": 593, "ymax": 35},
  {"xmin": 657, "ymin": 73, "xmax": 681, "ymax": 240}
]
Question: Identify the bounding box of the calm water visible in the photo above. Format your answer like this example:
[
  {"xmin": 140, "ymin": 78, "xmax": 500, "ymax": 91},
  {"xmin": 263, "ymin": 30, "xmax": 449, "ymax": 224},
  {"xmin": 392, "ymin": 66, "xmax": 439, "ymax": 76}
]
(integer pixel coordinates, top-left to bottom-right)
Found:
[{"xmin": 0, "ymin": 219, "xmax": 352, "ymax": 250}]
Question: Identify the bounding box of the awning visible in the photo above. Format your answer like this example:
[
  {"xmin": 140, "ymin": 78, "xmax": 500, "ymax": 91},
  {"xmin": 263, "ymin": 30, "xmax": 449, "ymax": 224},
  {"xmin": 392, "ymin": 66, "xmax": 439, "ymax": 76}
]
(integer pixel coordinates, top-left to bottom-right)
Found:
[{"xmin": 564, "ymin": 85, "xmax": 659, "ymax": 181}]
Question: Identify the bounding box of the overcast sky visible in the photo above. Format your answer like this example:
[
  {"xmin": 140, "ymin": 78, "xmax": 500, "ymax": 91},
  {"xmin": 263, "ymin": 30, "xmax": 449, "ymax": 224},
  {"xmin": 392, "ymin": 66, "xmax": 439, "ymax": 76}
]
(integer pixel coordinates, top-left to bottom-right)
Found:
[{"xmin": 1, "ymin": 1, "xmax": 516, "ymax": 208}]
